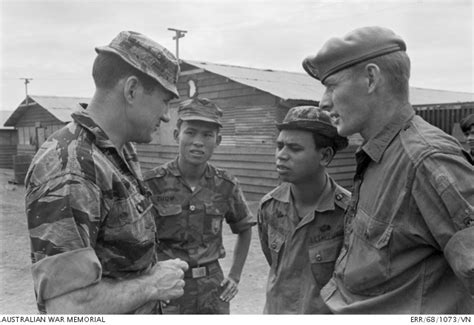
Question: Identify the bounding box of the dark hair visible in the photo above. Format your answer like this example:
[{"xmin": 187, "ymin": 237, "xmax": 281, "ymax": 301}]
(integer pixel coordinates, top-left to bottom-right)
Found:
[
  {"xmin": 348, "ymin": 51, "xmax": 411, "ymax": 100},
  {"xmin": 92, "ymin": 52, "xmax": 159, "ymax": 93},
  {"xmin": 312, "ymin": 133, "xmax": 338, "ymax": 153}
]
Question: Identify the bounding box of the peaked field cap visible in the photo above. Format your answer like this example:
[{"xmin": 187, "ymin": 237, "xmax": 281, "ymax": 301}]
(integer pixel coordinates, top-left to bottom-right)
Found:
[
  {"xmin": 302, "ymin": 26, "xmax": 406, "ymax": 82},
  {"xmin": 178, "ymin": 97, "xmax": 223, "ymax": 127},
  {"xmin": 277, "ymin": 106, "xmax": 348, "ymax": 151},
  {"xmin": 95, "ymin": 31, "xmax": 180, "ymax": 98}
]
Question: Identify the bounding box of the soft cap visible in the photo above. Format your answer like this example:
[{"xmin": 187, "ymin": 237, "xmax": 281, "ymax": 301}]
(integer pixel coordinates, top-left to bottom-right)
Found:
[
  {"xmin": 178, "ymin": 97, "xmax": 223, "ymax": 127},
  {"xmin": 95, "ymin": 31, "xmax": 180, "ymax": 98},
  {"xmin": 277, "ymin": 106, "xmax": 348, "ymax": 152}
]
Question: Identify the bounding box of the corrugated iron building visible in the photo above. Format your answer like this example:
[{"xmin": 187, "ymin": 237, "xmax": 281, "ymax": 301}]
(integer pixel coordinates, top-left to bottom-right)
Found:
[
  {"xmin": 137, "ymin": 60, "xmax": 474, "ymax": 200},
  {"xmin": 4, "ymin": 62, "xmax": 473, "ymax": 198}
]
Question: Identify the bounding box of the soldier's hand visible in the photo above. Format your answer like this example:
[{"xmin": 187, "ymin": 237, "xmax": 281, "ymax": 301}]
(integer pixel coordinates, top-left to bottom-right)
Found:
[
  {"xmin": 219, "ymin": 277, "xmax": 239, "ymax": 302},
  {"xmin": 147, "ymin": 258, "xmax": 188, "ymax": 301}
]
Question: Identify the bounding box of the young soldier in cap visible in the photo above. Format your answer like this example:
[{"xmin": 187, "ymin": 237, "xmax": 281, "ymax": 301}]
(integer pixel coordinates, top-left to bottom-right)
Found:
[
  {"xmin": 257, "ymin": 106, "xmax": 350, "ymax": 314},
  {"xmin": 460, "ymin": 114, "xmax": 474, "ymax": 158},
  {"xmin": 25, "ymin": 31, "xmax": 188, "ymax": 314},
  {"xmin": 143, "ymin": 97, "xmax": 255, "ymax": 314},
  {"xmin": 303, "ymin": 26, "xmax": 474, "ymax": 313}
]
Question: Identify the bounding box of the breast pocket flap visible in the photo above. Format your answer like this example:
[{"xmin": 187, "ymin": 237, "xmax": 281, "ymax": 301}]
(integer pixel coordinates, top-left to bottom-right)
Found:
[{"xmin": 156, "ymin": 204, "xmax": 182, "ymax": 217}]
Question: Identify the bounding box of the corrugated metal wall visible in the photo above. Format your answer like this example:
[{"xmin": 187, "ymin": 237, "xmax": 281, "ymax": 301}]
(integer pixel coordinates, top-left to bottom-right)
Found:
[
  {"xmin": 137, "ymin": 144, "xmax": 356, "ymax": 202},
  {"xmin": 414, "ymin": 103, "xmax": 474, "ymax": 134}
]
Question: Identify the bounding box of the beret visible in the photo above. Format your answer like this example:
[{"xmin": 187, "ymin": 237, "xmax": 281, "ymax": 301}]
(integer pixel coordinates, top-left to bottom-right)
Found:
[
  {"xmin": 178, "ymin": 97, "xmax": 223, "ymax": 127},
  {"xmin": 302, "ymin": 26, "xmax": 406, "ymax": 82},
  {"xmin": 277, "ymin": 106, "xmax": 348, "ymax": 152},
  {"xmin": 96, "ymin": 31, "xmax": 180, "ymax": 98}
]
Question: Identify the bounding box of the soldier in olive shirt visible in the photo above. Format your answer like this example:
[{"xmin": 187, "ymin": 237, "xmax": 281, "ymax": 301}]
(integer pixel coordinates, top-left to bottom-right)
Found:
[
  {"xmin": 144, "ymin": 97, "xmax": 255, "ymax": 314},
  {"xmin": 258, "ymin": 106, "xmax": 350, "ymax": 314},
  {"xmin": 303, "ymin": 26, "xmax": 474, "ymax": 313}
]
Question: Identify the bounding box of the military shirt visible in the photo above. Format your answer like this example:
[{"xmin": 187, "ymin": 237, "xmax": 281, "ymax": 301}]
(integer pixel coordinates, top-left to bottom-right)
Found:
[
  {"xmin": 321, "ymin": 104, "xmax": 474, "ymax": 314},
  {"xmin": 143, "ymin": 158, "xmax": 255, "ymax": 266},
  {"xmin": 257, "ymin": 175, "xmax": 350, "ymax": 314},
  {"xmin": 25, "ymin": 110, "xmax": 157, "ymax": 313}
]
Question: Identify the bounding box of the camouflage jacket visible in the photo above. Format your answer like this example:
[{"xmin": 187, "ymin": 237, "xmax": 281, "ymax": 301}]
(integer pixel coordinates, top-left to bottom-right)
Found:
[
  {"xmin": 25, "ymin": 110, "xmax": 156, "ymax": 313},
  {"xmin": 257, "ymin": 175, "xmax": 350, "ymax": 314},
  {"xmin": 143, "ymin": 158, "xmax": 255, "ymax": 266}
]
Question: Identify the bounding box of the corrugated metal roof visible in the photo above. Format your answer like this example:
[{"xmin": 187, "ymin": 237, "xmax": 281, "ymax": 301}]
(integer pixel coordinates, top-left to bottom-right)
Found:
[
  {"xmin": 4, "ymin": 95, "xmax": 90, "ymax": 127},
  {"xmin": 185, "ymin": 60, "xmax": 474, "ymax": 105}
]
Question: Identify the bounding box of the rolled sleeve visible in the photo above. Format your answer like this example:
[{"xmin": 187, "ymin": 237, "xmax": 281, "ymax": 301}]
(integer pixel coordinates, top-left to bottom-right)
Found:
[
  {"xmin": 444, "ymin": 227, "xmax": 474, "ymax": 295},
  {"xmin": 226, "ymin": 180, "xmax": 256, "ymax": 234},
  {"xmin": 32, "ymin": 247, "xmax": 102, "ymax": 311}
]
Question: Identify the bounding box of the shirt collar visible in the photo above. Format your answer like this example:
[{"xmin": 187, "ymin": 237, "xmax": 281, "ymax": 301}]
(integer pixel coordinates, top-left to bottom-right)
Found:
[
  {"xmin": 270, "ymin": 173, "xmax": 337, "ymax": 212},
  {"xmin": 168, "ymin": 157, "xmax": 214, "ymax": 179},
  {"xmin": 71, "ymin": 109, "xmax": 116, "ymax": 149},
  {"xmin": 362, "ymin": 104, "xmax": 415, "ymax": 163}
]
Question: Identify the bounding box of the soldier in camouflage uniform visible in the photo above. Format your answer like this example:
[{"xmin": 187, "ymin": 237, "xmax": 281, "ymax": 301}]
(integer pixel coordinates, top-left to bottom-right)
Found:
[
  {"xmin": 257, "ymin": 106, "xmax": 350, "ymax": 314},
  {"xmin": 144, "ymin": 97, "xmax": 255, "ymax": 314},
  {"xmin": 25, "ymin": 31, "xmax": 188, "ymax": 314}
]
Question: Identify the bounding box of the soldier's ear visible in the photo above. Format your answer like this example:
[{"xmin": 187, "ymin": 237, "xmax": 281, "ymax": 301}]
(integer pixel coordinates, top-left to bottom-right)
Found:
[
  {"xmin": 216, "ymin": 134, "xmax": 222, "ymax": 146},
  {"xmin": 173, "ymin": 128, "xmax": 179, "ymax": 143},
  {"xmin": 320, "ymin": 146, "xmax": 335, "ymax": 167}
]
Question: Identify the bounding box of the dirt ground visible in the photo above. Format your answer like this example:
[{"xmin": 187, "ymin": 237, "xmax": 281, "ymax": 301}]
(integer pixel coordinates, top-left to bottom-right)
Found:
[{"xmin": 0, "ymin": 168, "xmax": 268, "ymax": 314}]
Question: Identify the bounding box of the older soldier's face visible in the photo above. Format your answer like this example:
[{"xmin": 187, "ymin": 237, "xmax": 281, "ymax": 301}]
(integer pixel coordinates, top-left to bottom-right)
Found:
[
  {"xmin": 275, "ymin": 129, "xmax": 324, "ymax": 184},
  {"xmin": 176, "ymin": 120, "xmax": 221, "ymax": 166},
  {"xmin": 131, "ymin": 83, "xmax": 172, "ymax": 143},
  {"xmin": 319, "ymin": 69, "xmax": 372, "ymax": 138}
]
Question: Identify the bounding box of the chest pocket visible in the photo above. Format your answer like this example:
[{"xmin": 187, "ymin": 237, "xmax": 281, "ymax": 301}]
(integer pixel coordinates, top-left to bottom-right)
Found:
[
  {"xmin": 103, "ymin": 191, "xmax": 156, "ymax": 271},
  {"xmin": 155, "ymin": 204, "xmax": 184, "ymax": 240},
  {"xmin": 268, "ymin": 226, "xmax": 285, "ymax": 270},
  {"xmin": 343, "ymin": 208, "xmax": 393, "ymax": 296},
  {"xmin": 203, "ymin": 202, "xmax": 226, "ymax": 237},
  {"xmin": 308, "ymin": 236, "xmax": 343, "ymax": 288}
]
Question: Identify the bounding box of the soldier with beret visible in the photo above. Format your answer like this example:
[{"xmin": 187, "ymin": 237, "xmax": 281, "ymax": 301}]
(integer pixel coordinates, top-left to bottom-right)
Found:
[
  {"xmin": 460, "ymin": 114, "xmax": 474, "ymax": 158},
  {"xmin": 303, "ymin": 26, "xmax": 474, "ymax": 313},
  {"xmin": 257, "ymin": 106, "xmax": 350, "ymax": 314},
  {"xmin": 143, "ymin": 97, "xmax": 255, "ymax": 314},
  {"xmin": 25, "ymin": 31, "xmax": 188, "ymax": 314}
]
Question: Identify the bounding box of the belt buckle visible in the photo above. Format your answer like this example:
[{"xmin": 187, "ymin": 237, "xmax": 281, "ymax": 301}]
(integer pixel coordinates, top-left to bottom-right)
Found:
[{"xmin": 191, "ymin": 266, "xmax": 207, "ymax": 278}]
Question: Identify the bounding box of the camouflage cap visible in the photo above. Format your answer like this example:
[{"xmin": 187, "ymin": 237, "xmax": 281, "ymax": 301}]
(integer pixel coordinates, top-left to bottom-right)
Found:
[
  {"xmin": 178, "ymin": 97, "xmax": 223, "ymax": 127},
  {"xmin": 95, "ymin": 31, "xmax": 180, "ymax": 98},
  {"xmin": 277, "ymin": 106, "xmax": 348, "ymax": 151},
  {"xmin": 460, "ymin": 114, "xmax": 474, "ymax": 133},
  {"xmin": 302, "ymin": 26, "xmax": 406, "ymax": 83}
]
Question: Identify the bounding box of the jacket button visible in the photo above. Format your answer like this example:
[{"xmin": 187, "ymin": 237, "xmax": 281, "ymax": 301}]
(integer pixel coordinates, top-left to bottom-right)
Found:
[
  {"xmin": 316, "ymin": 254, "xmax": 322, "ymax": 261},
  {"xmin": 190, "ymin": 205, "xmax": 196, "ymax": 211},
  {"xmin": 336, "ymin": 194, "xmax": 343, "ymax": 201},
  {"xmin": 136, "ymin": 204, "xmax": 144, "ymax": 213},
  {"xmin": 271, "ymin": 243, "xmax": 277, "ymax": 249}
]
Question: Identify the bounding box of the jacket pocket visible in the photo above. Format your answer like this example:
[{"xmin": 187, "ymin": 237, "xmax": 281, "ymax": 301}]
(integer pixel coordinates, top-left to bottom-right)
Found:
[
  {"xmin": 204, "ymin": 202, "xmax": 226, "ymax": 237},
  {"xmin": 155, "ymin": 204, "xmax": 184, "ymax": 240},
  {"xmin": 268, "ymin": 226, "xmax": 285, "ymax": 270},
  {"xmin": 343, "ymin": 208, "xmax": 393, "ymax": 295},
  {"xmin": 309, "ymin": 236, "xmax": 343, "ymax": 288}
]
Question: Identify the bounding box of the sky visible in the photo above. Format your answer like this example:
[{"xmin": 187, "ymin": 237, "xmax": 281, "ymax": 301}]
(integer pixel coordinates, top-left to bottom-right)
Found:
[{"xmin": 0, "ymin": 0, "xmax": 473, "ymax": 111}]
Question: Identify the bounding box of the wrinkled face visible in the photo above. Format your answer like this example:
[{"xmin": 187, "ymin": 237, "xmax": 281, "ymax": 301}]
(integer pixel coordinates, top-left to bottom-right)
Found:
[
  {"xmin": 465, "ymin": 125, "xmax": 474, "ymax": 152},
  {"xmin": 319, "ymin": 69, "xmax": 371, "ymax": 138},
  {"xmin": 176, "ymin": 120, "xmax": 221, "ymax": 166},
  {"xmin": 129, "ymin": 84, "xmax": 172, "ymax": 143},
  {"xmin": 275, "ymin": 129, "xmax": 324, "ymax": 184}
]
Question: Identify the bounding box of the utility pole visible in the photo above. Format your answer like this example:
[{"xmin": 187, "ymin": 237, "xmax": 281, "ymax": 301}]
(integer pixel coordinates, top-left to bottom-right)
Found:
[
  {"xmin": 167, "ymin": 28, "xmax": 187, "ymax": 60},
  {"xmin": 20, "ymin": 78, "xmax": 33, "ymax": 105}
]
